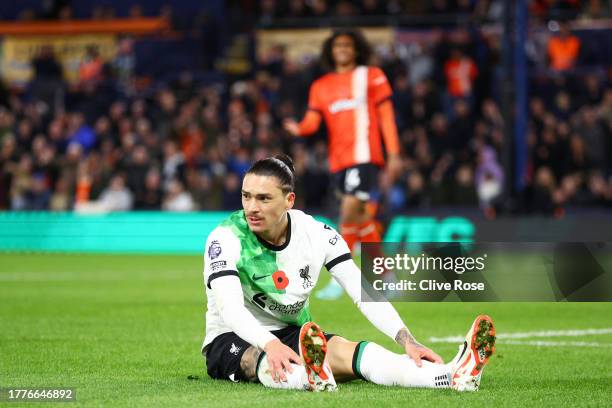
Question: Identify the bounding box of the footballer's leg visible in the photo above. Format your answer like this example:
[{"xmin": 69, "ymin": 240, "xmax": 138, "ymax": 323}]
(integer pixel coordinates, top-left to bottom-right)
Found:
[
  {"xmin": 327, "ymin": 336, "xmax": 452, "ymax": 388},
  {"xmin": 239, "ymin": 346, "xmax": 261, "ymax": 381},
  {"xmin": 298, "ymin": 322, "xmax": 337, "ymax": 391},
  {"xmin": 339, "ymin": 194, "xmax": 367, "ymax": 253},
  {"xmin": 341, "ymin": 165, "xmax": 384, "ymax": 257},
  {"xmin": 326, "ymin": 336, "xmax": 359, "ymax": 381},
  {"xmin": 240, "ymin": 345, "xmax": 311, "ymax": 390},
  {"xmin": 317, "ymin": 194, "xmax": 372, "ymax": 300},
  {"xmin": 319, "ymin": 165, "xmax": 380, "ymax": 300},
  {"xmin": 316, "ymin": 194, "xmax": 364, "ymax": 300},
  {"xmin": 234, "ymin": 325, "xmax": 338, "ymax": 392},
  {"xmin": 347, "ymin": 164, "xmax": 383, "ymax": 248}
]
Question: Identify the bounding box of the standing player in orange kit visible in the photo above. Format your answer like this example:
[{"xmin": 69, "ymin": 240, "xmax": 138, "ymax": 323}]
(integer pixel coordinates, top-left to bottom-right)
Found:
[{"xmin": 284, "ymin": 29, "xmax": 401, "ymax": 298}]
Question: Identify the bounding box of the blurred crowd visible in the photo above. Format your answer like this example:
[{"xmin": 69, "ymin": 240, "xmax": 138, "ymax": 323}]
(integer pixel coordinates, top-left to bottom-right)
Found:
[
  {"xmin": 255, "ymin": 0, "xmax": 611, "ymax": 22},
  {"xmin": 0, "ymin": 6, "xmax": 611, "ymax": 216},
  {"xmin": 7, "ymin": 1, "xmax": 611, "ymax": 23}
]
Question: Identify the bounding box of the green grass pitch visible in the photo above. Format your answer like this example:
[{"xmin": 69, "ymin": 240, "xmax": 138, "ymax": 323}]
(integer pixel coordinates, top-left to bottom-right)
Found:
[{"xmin": 1, "ymin": 253, "xmax": 611, "ymax": 407}]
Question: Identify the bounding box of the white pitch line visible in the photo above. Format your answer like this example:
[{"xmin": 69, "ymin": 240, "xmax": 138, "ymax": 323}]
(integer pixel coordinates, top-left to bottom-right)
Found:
[
  {"xmin": 501, "ymin": 340, "xmax": 612, "ymax": 348},
  {"xmin": 429, "ymin": 328, "xmax": 612, "ymax": 343}
]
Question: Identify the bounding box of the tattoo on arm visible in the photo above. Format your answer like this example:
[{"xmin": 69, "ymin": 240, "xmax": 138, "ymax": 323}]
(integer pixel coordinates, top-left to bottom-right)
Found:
[
  {"xmin": 239, "ymin": 346, "xmax": 262, "ymax": 382},
  {"xmin": 395, "ymin": 327, "xmax": 421, "ymax": 347}
]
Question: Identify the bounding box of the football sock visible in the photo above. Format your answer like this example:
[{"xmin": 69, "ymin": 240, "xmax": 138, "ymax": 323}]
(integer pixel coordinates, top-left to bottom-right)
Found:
[
  {"xmin": 340, "ymin": 223, "xmax": 360, "ymax": 253},
  {"xmin": 256, "ymin": 356, "xmax": 309, "ymax": 390},
  {"xmin": 359, "ymin": 219, "xmax": 395, "ymax": 281},
  {"xmin": 353, "ymin": 342, "xmax": 451, "ymax": 388},
  {"xmin": 358, "ymin": 219, "xmax": 381, "ymax": 243},
  {"xmin": 365, "ymin": 200, "xmax": 379, "ymax": 218}
]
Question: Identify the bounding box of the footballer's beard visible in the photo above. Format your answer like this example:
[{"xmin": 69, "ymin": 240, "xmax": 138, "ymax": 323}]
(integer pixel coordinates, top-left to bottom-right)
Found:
[
  {"xmin": 249, "ymin": 213, "xmax": 287, "ymax": 243},
  {"xmin": 246, "ymin": 213, "xmax": 266, "ymax": 231}
]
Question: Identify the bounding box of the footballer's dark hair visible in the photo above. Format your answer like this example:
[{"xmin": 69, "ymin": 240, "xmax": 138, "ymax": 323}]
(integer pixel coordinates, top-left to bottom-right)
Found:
[
  {"xmin": 246, "ymin": 154, "xmax": 296, "ymax": 194},
  {"xmin": 320, "ymin": 29, "xmax": 372, "ymax": 70}
]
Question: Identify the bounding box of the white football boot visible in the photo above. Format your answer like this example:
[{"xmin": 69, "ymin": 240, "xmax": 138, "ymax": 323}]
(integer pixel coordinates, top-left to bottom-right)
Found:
[
  {"xmin": 450, "ymin": 315, "xmax": 496, "ymax": 392},
  {"xmin": 298, "ymin": 322, "xmax": 338, "ymax": 392}
]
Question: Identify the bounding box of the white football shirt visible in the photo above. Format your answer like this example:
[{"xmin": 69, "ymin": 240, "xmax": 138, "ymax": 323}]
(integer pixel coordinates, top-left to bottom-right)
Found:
[{"xmin": 202, "ymin": 209, "xmax": 351, "ymax": 349}]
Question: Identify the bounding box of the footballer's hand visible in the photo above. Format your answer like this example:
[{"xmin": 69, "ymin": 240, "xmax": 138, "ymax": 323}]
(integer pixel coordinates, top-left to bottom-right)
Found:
[
  {"xmin": 396, "ymin": 327, "xmax": 443, "ymax": 367},
  {"xmin": 283, "ymin": 119, "xmax": 300, "ymax": 136},
  {"xmin": 403, "ymin": 342, "xmax": 444, "ymax": 367},
  {"xmin": 263, "ymin": 338, "xmax": 302, "ymax": 382},
  {"xmin": 385, "ymin": 154, "xmax": 403, "ymax": 182}
]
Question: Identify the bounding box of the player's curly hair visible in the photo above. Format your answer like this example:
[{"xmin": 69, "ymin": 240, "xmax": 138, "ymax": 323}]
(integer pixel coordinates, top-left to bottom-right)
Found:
[
  {"xmin": 320, "ymin": 29, "xmax": 372, "ymax": 70},
  {"xmin": 246, "ymin": 154, "xmax": 295, "ymax": 194}
]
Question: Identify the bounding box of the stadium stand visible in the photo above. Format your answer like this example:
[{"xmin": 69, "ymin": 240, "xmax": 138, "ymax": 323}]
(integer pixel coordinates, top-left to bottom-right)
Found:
[{"xmin": 0, "ymin": 0, "xmax": 610, "ymax": 218}]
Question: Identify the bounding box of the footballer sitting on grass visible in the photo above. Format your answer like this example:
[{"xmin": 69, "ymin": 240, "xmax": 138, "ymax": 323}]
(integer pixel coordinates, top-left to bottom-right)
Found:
[{"xmin": 202, "ymin": 155, "xmax": 496, "ymax": 391}]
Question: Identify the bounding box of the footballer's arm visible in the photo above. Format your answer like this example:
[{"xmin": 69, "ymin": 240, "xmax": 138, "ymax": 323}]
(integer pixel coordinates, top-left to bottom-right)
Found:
[
  {"xmin": 328, "ymin": 257, "xmax": 443, "ymax": 366},
  {"xmin": 283, "ymin": 79, "xmax": 323, "ymax": 137},
  {"xmin": 283, "ymin": 109, "xmax": 322, "ymax": 136},
  {"xmin": 210, "ymin": 275, "xmax": 301, "ymax": 382},
  {"xmin": 376, "ymin": 98, "xmax": 403, "ymax": 180}
]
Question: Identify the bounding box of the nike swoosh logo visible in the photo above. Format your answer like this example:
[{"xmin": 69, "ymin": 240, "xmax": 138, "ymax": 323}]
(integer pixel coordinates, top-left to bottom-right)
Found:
[
  {"xmin": 252, "ymin": 274, "xmax": 268, "ymax": 281},
  {"xmin": 458, "ymin": 341, "xmax": 468, "ymax": 361}
]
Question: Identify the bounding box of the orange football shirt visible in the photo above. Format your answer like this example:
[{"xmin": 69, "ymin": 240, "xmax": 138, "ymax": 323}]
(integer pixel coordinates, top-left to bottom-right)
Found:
[{"xmin": 298, "ymin": 66, "xmax": 397, "ymax": 172}]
